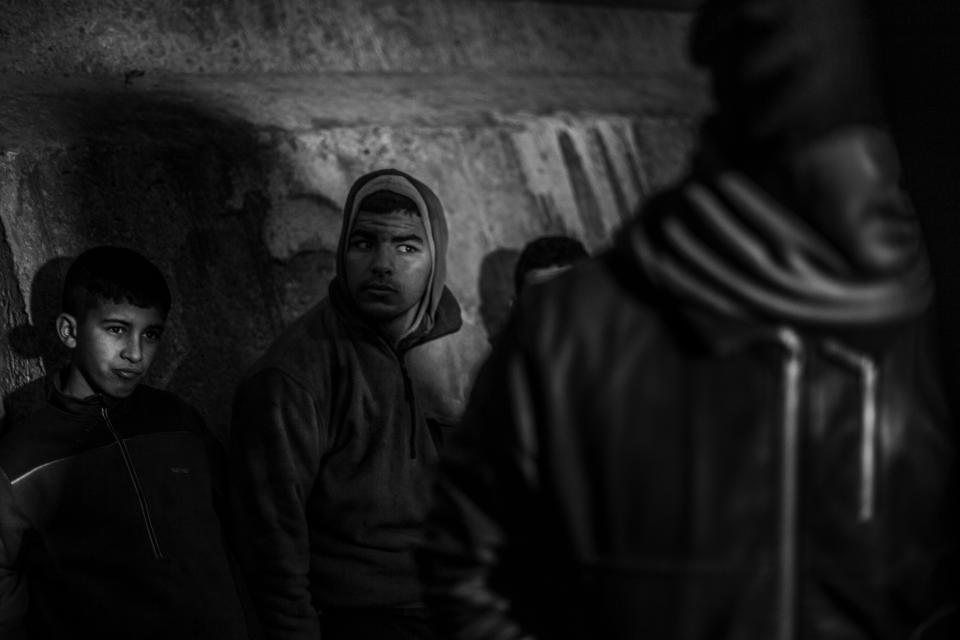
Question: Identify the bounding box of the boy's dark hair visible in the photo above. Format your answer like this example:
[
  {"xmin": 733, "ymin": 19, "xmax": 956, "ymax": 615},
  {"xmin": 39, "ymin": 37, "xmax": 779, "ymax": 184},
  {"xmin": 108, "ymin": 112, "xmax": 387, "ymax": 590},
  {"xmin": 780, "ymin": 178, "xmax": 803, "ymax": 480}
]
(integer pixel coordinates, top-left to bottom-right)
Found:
[
  {"xmin": 62, "ymin": 246, "xmax": 172, "ymax": 318},
  {"xmin": 357, "ymin": 190, "xmax": 420, "ymax": 216},
  {"xmin": 514, "ymin": 236, "xmax": 589, "ymax": 292}
]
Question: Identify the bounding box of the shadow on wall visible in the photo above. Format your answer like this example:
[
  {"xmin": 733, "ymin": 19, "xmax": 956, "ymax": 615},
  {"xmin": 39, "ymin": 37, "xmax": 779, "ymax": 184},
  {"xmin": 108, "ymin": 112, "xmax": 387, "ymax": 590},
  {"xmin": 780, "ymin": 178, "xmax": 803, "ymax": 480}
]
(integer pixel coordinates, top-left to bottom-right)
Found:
[
  {"xmin": 4, "ymin": 257, "xmax": 73, "ymax": 430},
  {"xmin": 2, "ymin": 88, "xmax": 286, "ymax": 441}
]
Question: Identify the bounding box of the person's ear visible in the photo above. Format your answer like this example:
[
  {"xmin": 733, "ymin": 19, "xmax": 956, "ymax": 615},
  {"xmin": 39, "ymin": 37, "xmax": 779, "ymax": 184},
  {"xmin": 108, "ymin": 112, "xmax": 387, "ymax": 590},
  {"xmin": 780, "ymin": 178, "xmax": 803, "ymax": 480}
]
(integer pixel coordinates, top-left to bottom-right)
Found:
[{"xmin": 56, "ymin": 313, "xmax": 79, "ymax": 349}]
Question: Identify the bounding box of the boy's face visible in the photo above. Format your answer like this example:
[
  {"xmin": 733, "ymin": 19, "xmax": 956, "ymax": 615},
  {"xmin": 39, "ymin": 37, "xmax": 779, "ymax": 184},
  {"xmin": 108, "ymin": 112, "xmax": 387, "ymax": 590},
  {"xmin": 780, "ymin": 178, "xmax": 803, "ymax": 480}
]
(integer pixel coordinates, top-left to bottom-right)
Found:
[
  {"xmin": 58, "ymin": 299, "xmax": 165, "ymax": 399},
  {"xmin": 344, "ymin": 208, "xmax": 432, "ymax": 331}
]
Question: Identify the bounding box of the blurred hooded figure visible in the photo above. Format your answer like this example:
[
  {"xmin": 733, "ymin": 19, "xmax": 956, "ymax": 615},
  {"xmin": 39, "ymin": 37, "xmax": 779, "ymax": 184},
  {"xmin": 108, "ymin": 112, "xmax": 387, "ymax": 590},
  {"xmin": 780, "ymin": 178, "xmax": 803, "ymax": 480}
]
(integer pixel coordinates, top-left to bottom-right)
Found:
[
  {"xmin": 421, "ymin": 1, "xmax": 959, "ymax": 639},
  {"xmin": 514, "ymin": 236, "xmax": 589, "ymax": 294},
  {"xmin": 230, "ymin": 169, "xmax": 462, "ymax": 640}
]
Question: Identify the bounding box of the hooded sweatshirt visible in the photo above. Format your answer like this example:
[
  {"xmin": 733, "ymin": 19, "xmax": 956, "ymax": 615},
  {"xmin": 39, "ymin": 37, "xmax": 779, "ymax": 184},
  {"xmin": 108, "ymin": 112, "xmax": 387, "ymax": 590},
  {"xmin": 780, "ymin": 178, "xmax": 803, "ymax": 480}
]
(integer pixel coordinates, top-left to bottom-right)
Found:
[{"xmin": 229, "ymin": 169, "xmax": 462, "ymax": 640}]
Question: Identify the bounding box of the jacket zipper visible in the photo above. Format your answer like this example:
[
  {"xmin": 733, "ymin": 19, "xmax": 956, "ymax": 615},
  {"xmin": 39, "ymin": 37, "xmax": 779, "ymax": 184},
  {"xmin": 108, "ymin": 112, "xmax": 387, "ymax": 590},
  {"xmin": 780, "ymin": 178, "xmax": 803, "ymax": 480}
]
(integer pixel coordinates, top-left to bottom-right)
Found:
[
  {"xmin": 823, "ymin": 340, "xmax": 878, "ymax": 522},
  {"xmin": 775, "ymin": 327, "xmax": 803, "ymax": 640},
  {"xmin": 398, "ymin": 358, "xmax": 419, "ymax": 459},
  {"xmin": 101, "ymin": 408, "xmax": 164, "ymax": 559},
  {"xmin": 384, "ymin": 333, "xmax": 420, "ymax": 460}
]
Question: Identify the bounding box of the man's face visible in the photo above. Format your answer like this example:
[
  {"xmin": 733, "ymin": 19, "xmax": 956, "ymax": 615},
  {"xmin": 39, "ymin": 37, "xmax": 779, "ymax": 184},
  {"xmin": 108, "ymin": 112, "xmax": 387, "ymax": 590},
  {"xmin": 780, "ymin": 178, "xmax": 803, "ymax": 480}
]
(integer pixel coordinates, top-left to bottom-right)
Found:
[
  {"xmin": 60, "ymin": 299, "xmax": 165, "ymax": 399},
  {"xmin": 344, "ymin": 208, "xmax": 432, "ymax": 333}
]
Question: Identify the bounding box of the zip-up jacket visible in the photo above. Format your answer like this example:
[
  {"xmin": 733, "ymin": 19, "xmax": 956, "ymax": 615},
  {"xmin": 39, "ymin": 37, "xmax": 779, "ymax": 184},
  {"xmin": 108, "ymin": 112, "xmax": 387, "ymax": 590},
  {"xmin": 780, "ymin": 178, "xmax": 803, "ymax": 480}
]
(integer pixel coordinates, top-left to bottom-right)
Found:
[
  {"xmin": 422, "ymin": 126, "xmax": 960, "ymax": 639},
  {"xmin": 424, "ymin": 252, "xmax": 959, "ymax": 640},
  {"xmin": 228, "ymin": 168, "xmax": 463, "ymax": 640},
  {"xmin": 0, "ymin": 376, "xmax": 251, "ymax": 640}
]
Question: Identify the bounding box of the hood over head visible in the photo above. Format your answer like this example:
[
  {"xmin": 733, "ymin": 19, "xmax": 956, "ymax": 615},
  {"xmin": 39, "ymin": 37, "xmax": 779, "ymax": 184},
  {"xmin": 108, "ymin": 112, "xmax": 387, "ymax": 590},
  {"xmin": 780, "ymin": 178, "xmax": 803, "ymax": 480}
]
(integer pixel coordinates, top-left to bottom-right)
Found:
[
  {"xmin": 617, "ymin": 0, "xmax": 931, "ymax": 334},
  {"xmin": 334, "ymin": 168, "xmax": 456, "ymax": 343}
]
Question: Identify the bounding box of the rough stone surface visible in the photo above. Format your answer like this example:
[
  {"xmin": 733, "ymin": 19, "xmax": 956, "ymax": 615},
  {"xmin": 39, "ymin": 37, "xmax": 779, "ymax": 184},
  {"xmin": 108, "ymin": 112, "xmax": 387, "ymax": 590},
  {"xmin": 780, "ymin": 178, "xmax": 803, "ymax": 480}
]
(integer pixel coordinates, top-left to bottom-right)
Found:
[
  {"xmin": 0, "ymin": 0, "xmax": 694, "ymax": 76},
  {"xmin": 0, "ymin": 3, "xmax": 706, "ymax": 438}
]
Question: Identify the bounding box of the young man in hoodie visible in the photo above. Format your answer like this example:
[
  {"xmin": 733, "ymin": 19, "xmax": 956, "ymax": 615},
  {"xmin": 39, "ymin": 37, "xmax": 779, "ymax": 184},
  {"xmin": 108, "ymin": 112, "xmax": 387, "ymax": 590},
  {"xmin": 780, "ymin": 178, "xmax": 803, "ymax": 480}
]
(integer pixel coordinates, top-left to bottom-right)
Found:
[
  {"xmin": 229, "ymin": 168, "xmax": 462, "ymax": 640},
  {"xmin": 421, "ymin": 1, "xmax": 959, "ymax": 639}
]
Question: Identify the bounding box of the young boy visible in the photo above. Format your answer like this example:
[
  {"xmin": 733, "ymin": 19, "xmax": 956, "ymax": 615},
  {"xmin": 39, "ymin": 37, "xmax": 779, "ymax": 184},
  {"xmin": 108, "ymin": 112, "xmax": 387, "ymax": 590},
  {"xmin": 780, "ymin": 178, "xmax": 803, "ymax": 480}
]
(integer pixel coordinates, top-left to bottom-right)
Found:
[{"xmin": 0, "ymin": 246, "xmax": 252, "ymax": 639}]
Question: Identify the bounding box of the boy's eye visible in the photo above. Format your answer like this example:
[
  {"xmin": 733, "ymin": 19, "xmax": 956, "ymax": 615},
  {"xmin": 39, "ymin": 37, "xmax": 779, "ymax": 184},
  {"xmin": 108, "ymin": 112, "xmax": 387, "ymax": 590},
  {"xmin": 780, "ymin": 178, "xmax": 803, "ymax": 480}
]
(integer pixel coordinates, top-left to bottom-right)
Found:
[
  {"xmin": 106, "ymin": 326, "xmax": 125, "ymax": 336},
  {"xmin": 143, "ymin": 330, "xmax": 162, "ymax": 343}
]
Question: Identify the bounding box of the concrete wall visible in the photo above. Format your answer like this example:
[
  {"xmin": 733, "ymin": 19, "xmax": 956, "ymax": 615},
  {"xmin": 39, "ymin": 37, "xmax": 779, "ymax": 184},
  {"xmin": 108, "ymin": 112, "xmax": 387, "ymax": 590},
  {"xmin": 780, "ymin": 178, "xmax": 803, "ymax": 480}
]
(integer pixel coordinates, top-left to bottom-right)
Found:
[
  {"xmin": 0, "ymin": 0, "xmax": 707, "ymax": 437},
  {"xmin": 1, "ymin": 0, "xmax": 693, "ymax": 75}
]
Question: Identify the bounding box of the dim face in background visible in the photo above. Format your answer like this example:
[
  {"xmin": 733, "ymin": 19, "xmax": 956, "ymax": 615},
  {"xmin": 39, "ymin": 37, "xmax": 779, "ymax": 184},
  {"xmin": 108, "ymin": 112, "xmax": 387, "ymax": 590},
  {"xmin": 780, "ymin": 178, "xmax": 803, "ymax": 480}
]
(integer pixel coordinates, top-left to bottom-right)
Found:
[
  {"xmin": 520, "ymin": 264, "xmax": 574, "ymax": 291},
  {"xmin": 57, "ymin": 299, "xmax": 165, "ymax": 399},
  {"xmin": 344, "ymin": 208, "xmax": 432, "ymax": 325}
]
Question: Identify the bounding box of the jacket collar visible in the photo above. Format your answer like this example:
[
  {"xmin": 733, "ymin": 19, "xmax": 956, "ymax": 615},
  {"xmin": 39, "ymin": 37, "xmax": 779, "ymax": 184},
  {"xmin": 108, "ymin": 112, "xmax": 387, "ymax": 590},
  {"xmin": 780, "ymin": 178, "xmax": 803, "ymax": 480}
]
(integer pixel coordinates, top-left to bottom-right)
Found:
[
  {"xmin": 328, "ymin": 278, "xmax": 462, "ymax": 354},
  {"xmin": 46, "ymin": 369, "xmax": 132, "ymax": 417},
  {"xmin": 617, "ymin": 146, "xmax": 931, "ymax": 336},
  {"xmin": 606, "ymin": 233, "xmax": 906, "ymax": 359}
]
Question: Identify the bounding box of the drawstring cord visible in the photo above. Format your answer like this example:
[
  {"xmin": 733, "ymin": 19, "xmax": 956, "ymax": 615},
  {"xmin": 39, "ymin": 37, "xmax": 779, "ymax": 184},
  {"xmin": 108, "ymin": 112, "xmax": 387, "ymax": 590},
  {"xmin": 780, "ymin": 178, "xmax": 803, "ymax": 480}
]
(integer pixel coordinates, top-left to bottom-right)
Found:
[
  {"xmin": 771, "ymin": 329, "xmax": 879, "ymax": 640},
  {"xmin": 775, "ymin": 327, "xmax": 803, "ymax": 640},
  {"xmin": 822, "ymin": 340, "xmax": 878, "ymax": 522}
]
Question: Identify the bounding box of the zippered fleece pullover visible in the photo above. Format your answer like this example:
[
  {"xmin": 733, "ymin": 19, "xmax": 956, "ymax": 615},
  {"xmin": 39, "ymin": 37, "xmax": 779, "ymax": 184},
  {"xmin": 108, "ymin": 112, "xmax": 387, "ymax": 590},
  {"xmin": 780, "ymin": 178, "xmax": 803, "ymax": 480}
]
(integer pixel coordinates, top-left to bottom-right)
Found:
[
  {"xmin": 0, "ymin": 376, "xmax": 252, "ymax": 640},
  {"xmin": 229, "ymin": 169, "xmax": 463, "ymax": 640}
]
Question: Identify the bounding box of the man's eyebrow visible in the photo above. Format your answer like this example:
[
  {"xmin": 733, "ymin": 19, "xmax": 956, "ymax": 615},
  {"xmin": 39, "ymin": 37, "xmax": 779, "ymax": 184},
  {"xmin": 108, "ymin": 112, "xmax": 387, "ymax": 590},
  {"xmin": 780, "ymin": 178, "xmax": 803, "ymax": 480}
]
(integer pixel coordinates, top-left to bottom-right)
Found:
[{"xmin": 392, "ymin": 234, "xmax": 424, "ymax": 244}]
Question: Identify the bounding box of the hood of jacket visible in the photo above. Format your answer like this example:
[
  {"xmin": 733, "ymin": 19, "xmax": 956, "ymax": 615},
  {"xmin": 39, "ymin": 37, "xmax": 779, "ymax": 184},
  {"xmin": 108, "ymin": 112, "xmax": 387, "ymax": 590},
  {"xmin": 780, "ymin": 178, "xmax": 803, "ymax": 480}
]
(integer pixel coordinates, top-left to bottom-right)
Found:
[
  {"xmin": 331, "ymin": 168, "xmax": 460, "ymax": 347},
  {"xmin": 618, "ymin": 127, "xmax": 932, "ymax": 335},
  {"xmin": 631, "ymin": 1, "xmax": 930, "ymax": 335}
]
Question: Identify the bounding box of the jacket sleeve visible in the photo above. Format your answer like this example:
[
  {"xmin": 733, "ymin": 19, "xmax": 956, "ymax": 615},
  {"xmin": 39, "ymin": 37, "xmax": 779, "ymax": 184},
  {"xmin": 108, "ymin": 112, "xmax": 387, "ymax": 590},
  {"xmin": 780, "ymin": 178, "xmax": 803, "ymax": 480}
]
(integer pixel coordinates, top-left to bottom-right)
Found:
[
  {"xmin": 421, "ymin": 311, "xmax": 541, "ymax": 640},
  {"xmin": 0, "ymin": 468, "xmax": 29, "ymax": 640},
  {"xmin": 183, "ymin": 401, "xmax": 265, "ymax": 640},
  {"xmin": 179, "ymin": 401, "xmax": 229, "ymax": 516},
  {"xmin": 228, "ymin": 367, "xmax": 323, "ymax": 640}
]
